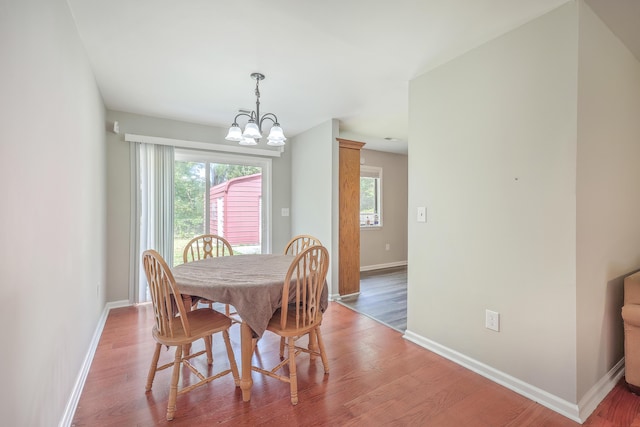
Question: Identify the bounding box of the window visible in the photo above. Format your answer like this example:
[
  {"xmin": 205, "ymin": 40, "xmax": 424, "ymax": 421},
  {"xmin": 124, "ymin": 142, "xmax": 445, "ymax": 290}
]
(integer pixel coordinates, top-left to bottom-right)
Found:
[{"xmin": 360, "ymin": 165, "xmax": 382, "ymax": 227}]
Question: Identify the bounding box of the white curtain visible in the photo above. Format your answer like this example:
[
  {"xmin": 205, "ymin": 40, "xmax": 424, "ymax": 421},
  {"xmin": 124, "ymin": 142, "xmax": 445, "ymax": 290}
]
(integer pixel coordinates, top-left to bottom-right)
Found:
[{"xmin": 131, "ymin": 142, "xmax": 174, "ymax": 303}]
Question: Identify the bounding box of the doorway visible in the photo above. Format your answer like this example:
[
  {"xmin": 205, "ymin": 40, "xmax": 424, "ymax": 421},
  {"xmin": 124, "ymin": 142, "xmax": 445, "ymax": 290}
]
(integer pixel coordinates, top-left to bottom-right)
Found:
[{"xmin": 341, "ymin": 147, "xmax": 409, "ymax": 331}]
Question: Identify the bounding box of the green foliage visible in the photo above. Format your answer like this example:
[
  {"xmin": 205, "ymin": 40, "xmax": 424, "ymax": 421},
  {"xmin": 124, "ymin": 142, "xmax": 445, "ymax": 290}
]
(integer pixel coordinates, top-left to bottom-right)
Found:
[
  {"xmin": 174, "ymin": 162, "xmax": 205, "ymax": 238},
  {"xmin": 211, "ymin": 164, "xmax": 261, "ymax": 186},
  {"xmin": 360, "ymin": 177, "xmax": 376, "ymax": 213}
]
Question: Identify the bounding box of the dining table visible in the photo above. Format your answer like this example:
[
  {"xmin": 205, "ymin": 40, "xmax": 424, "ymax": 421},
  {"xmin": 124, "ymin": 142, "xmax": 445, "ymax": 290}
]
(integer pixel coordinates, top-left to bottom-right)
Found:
[{"xmin": 171, "ymin": 253, "xmax": 328, "ymax": 402}]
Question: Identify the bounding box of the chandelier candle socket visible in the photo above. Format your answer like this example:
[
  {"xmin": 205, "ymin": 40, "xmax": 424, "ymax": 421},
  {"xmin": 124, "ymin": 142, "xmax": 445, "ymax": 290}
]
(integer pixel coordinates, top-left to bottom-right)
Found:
[{"xmin": 225, "ymin": 73, "xmax": 286, "ymax": 146}]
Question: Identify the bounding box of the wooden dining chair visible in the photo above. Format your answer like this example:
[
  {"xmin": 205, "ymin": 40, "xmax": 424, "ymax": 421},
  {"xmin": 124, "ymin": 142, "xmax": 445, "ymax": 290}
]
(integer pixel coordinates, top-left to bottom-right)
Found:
[
  {"xmin": 281, "ymin": 234, "xmax": 323, "ymax": 356},
  {"xmin": 251, "ymin": 245, "xmax": 330, "ymax": 405},
  {"xmin": 142, "ymin": 249, "xmax": 239, "ymax": 421},
  {"xmin": 183, "ymin": 234, "xmax": 237, "ymax": 320},
  {"xmin": 283, "ymin": 234, "xmax": 322, "ymax": 256}
]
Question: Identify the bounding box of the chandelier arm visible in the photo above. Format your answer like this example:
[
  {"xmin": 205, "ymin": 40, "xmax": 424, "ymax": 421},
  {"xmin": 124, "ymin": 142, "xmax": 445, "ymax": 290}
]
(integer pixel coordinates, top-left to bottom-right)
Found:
[
  {"xmin": 258, "ymin": 113, "xmax": 279, "ymax": 129},
  {"xmin": 232, "ymin": 112, "xmax": 253, "ymax": 124}
]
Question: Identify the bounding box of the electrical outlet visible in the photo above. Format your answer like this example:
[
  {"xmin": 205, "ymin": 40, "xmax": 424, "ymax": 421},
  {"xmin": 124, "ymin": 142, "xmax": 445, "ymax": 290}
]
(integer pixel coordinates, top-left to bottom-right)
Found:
[
  {"xmin": 417, "ymin": 206, "xmax": 426, "ymax": 222},
  {"xmin": 485, "ymin": 309, "xmax": 500, "ymax": 332},
  {"xmin": 385, "ymin": 243, "xmax": 390, "ymax": 251}
]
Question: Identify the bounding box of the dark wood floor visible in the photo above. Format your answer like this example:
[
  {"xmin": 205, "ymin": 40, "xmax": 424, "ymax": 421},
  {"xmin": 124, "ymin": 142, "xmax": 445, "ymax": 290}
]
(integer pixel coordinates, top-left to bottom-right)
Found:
[
  {"xmin": 338, "ymin": 266, "xmax": 407, "ymax": 331},
  {"xmin": 71, "ymin": 302, "xmax": 639, "ymax": 426}
]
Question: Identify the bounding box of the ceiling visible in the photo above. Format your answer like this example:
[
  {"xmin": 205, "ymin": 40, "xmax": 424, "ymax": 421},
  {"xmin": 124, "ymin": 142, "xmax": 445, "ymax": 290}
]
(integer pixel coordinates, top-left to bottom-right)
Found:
[
  {"xmin": 584, "ymin": 0, "xmax": 640, "ymax": 62},
  {"xmin": 67, "ymin": 0, "xmax": 639, "ymax": 154}
]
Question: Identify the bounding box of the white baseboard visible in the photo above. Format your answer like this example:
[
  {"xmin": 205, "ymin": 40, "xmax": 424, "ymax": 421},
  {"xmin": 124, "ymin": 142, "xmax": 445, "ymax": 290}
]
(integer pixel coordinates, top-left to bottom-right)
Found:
[
  {"xmin": 578, "ymin": 357, "xmax": 625, "ymax": 421},
  {"xmin": 360, "ymin": 261, "xmax": 407, "ymax": 272},
  {"xmin": 58, "ymin": 300, "xmax": 131, "ymax": 427},
  {"xmin": 333, "ymin": 292, "xmax": 360, "ymax": 300},
  {"xmin": 403, "ymin": 329, "xmax": 623, "ymax": 423},
  {"xmin": 328, "ymin": 292, "xmax": 343, "ymax": 301}
]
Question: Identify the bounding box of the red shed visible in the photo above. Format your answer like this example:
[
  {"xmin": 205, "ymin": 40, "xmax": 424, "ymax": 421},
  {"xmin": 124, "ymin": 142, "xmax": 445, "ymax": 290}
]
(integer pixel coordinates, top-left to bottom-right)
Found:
[{"xmin": 209, "ymin": 173, "xmax": 261, "ymax": 246}]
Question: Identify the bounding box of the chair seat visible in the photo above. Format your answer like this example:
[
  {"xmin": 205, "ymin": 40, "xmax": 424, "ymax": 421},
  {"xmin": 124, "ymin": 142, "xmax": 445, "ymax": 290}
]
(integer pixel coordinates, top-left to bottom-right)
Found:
[
  {"xmin": 192, "ymin": 297, "xmax": 241, "ymax": 323},
  {"xmin": 265, "ymin": 308, "xmax": 322, "ymax": 337},
  {"xmin": 152, "ymin": 308, "xmax": 232, "ymax": 347}
]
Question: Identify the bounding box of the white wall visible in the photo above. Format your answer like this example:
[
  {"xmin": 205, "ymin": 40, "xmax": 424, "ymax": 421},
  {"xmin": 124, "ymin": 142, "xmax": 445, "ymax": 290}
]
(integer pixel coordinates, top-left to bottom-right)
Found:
[
  {"xmin": 0, "ymin": 0, "xmax": 106, "ymax": 425},
  {"xmin": 576, "ymin": 2, "xmax": 640, "ymax": 399},
  {"xmin": 290, "ymin": 119, "xmax": 338, "ymax": 294},
  {"xmin": 105, "ymin": 110, "xmax": 293, "ymax": 302},
  {"xmin": 360, "ymin": 149, "xmax": 408, "ymax": 269},
  {"xmin": 408, "ymin": 1, "xmax": 578, "ymax": 404}
]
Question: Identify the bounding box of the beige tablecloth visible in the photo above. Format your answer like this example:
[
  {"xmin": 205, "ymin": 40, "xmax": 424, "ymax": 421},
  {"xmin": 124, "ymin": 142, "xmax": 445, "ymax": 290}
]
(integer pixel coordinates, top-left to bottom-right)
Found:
[{"xmin": 172, "ymin": 254, "xmax": 328, "ymax": 338}]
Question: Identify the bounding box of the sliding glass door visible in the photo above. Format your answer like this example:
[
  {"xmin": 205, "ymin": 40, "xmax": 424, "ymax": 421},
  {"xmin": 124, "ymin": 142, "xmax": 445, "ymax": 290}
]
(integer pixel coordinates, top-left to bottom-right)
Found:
[{"xmin": 173, "ymin": 149, "xmax": 271, "ymax": 266}]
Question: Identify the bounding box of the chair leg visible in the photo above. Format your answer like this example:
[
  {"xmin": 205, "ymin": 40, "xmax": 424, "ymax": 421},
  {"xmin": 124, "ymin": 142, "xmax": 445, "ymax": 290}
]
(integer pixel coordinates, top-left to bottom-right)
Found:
[
  {"xmin": 222, "ymin": 330, "xmax": 240, "ymax": 386},
  {"xmin": 279, "ymin": 337, "xmax": 286, "ymax": 359},
  {"xmin": 288, "ymin": 338, "xmax": 298, "ymax": 405},
  {"xmin": 204, "ymin": 335, "xmax": 213, "ymax": 365},
  {"xmin": 315, "ymin": 327, "xmax": 330, "ymax": 373},
  {"xmin": 146, "ymin": 343, "xmax": 162, "ymax": 391},
  {"xmin": 308, "ymin": 330, "xmax": 318, "ymax": 361},
  {"xmin": 166, "ymin": 345, "xmax": 183, "ymax": 421}
]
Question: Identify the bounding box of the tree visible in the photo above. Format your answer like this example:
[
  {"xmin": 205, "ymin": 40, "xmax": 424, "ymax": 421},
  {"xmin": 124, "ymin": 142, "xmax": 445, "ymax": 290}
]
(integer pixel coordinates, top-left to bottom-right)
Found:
[
  {"xmin": 174, "ymin": 161, "xmax": 205, "ymax": 238},
  {"xmin": 211, "ymin": 164, "xmax": 261, "ymax": 186},
  {"xmin": 360, "ymin": 177, "xmax": 376, "ymax": 213}
]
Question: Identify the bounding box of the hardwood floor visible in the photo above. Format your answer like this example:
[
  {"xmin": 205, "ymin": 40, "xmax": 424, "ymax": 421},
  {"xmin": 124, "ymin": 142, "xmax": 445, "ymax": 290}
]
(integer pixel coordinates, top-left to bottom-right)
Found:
[
  {"xmin": 71, "ymin": 302, "xmax": 639, "ymax": 426},
  {"xmin": 338, "ymin": 266, "xmax": 407, "ymax": 332}
]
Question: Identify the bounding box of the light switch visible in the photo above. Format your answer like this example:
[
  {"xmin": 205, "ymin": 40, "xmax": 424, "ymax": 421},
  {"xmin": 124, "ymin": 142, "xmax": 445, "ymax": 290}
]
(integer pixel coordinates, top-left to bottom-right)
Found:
[
  {"xmin": 417, "ymin": 206, "xmax": 426, "ymax": 222},
  {"xmin": 281, "ymin": 208, "xmax": 290, "ymax": 217}
]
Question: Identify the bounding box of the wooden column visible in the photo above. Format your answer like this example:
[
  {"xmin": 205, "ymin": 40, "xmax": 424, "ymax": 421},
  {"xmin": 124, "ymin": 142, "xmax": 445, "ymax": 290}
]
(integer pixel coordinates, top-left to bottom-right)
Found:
[{"xmin": 337, "ymin": 138, "xmax": 365, "ymax": 296}]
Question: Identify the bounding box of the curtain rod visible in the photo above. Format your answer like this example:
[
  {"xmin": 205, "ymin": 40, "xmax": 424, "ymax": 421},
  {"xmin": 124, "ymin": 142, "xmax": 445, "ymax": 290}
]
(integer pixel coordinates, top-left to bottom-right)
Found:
[{"xmin": 124, "ymin": 133, "xmax": 282, "ymax": 158}]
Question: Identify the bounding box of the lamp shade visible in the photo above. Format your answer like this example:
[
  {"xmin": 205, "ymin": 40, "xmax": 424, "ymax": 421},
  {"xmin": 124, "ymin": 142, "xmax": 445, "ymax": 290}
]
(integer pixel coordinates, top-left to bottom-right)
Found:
[
  {"xmin": 225, "ymin": 124, "xmax": 243, "ymax": 142},
  {"xmin": 267, "ymin": 139, "xmax": 284, "ymax": 147},
  {"xmin": 239, "ymin": 137, "xmax": 258, "ymax": 145},
  {"xmin": 266, "ymin": 125, "xmax": 286, "ymax": 146},
  {"xmin": 267, "ymin": 125, "xmax": 285, "ymax": 140},
  {"xmin": 242, "ymin": 121, "xmax": 262, "ymax": 139}
]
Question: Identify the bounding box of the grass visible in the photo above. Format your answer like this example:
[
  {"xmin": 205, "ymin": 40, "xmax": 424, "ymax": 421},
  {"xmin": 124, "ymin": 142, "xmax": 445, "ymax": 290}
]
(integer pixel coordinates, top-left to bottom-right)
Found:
[
  {"xmin": 173, "ymin": 237, "xmax": 191, "ymax": 266},
  {"xmin": 172, "ymin": 236, "xmax": 260, "ymax": 266}
]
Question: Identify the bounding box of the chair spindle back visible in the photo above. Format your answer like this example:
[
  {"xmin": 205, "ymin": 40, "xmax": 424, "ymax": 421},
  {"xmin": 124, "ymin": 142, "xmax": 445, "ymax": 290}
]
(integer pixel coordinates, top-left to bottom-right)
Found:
[
  {"xmin": 283, "ymin": 234, "xmax": 322, "ymax": 256},
  {"xmin": 143, "ymin": 249, "xmax": 190, "ymax": 338},
  {"xmin": 183, "ymin": 234, "xmax": 233, "ymax": 263},
  {"xmin": 280, "ymin": 245, "xmax": 329, "ymax": 331}
]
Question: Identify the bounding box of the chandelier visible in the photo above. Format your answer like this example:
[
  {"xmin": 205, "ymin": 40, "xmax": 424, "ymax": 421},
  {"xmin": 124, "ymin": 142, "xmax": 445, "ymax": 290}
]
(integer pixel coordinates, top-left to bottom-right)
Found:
[{"xmin": 225, "ymin": 72, "xmax": 286, "ymax": 146}]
